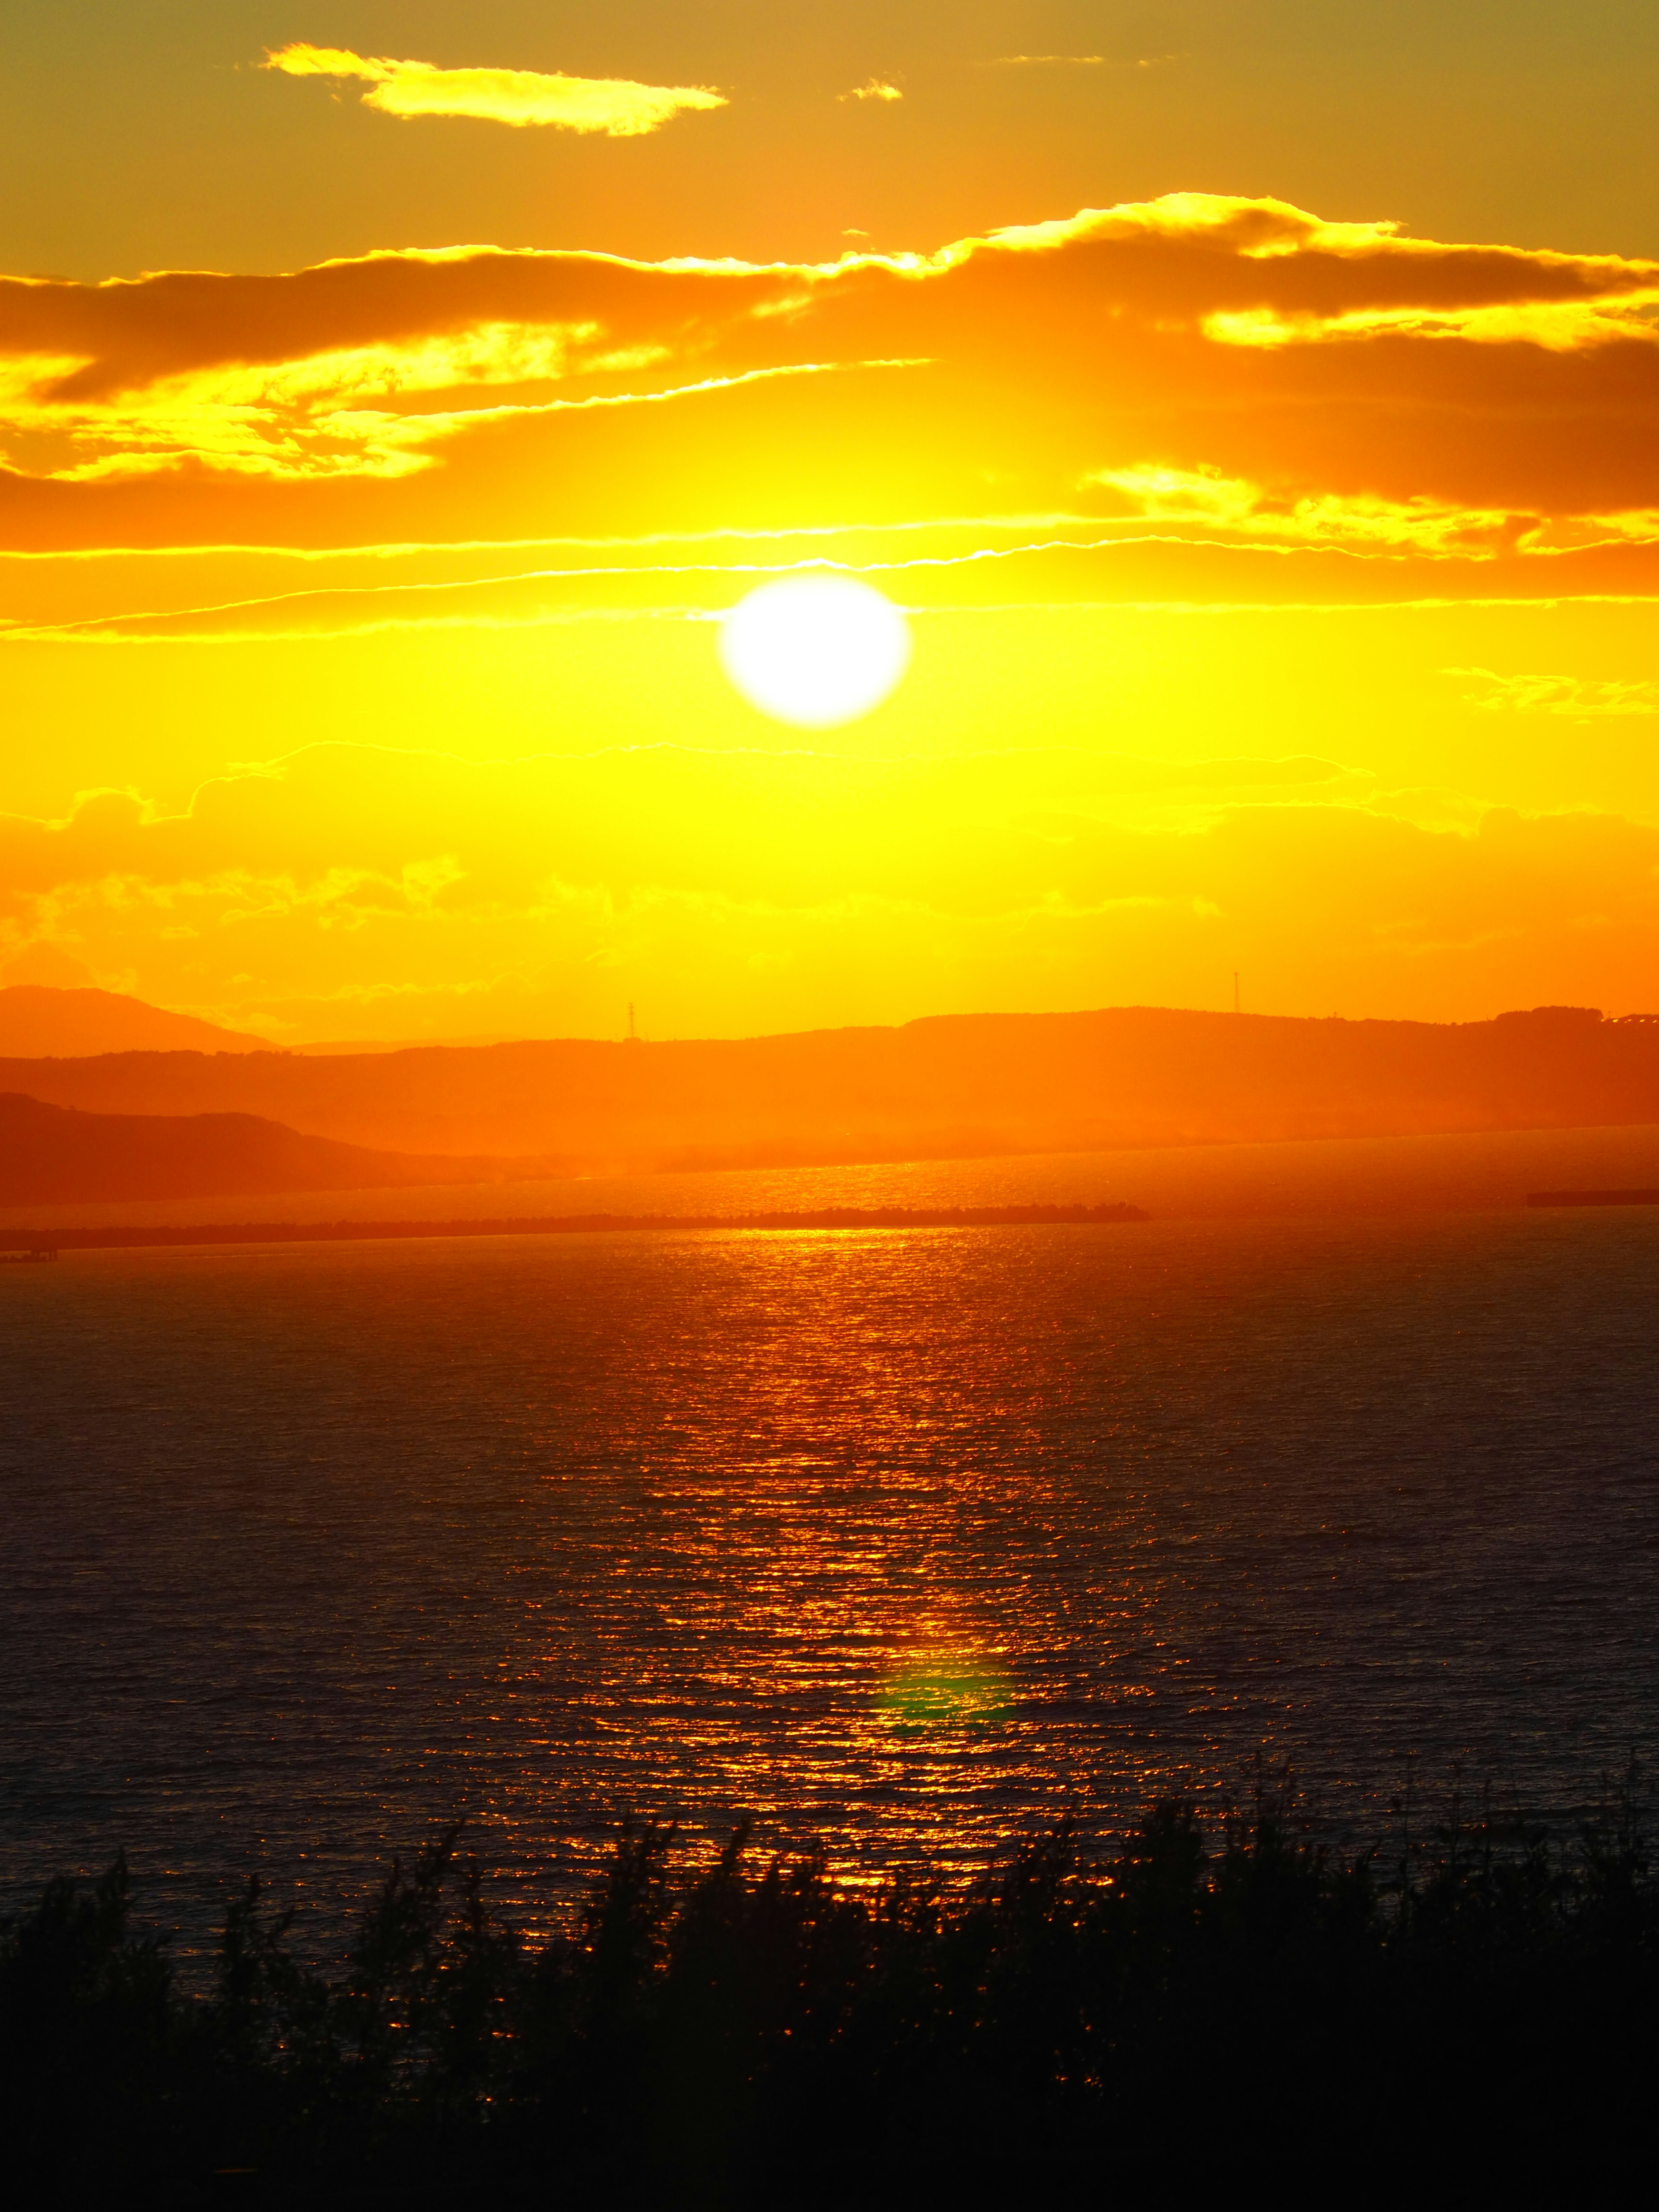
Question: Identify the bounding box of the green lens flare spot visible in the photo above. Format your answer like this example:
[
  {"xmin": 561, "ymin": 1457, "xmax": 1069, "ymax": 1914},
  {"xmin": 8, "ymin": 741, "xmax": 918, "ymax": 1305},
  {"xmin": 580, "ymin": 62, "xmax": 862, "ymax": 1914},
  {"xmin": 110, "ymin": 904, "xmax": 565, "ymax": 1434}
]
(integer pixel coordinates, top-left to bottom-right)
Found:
[{"xmin": 877, "ymin": 1657, "xmax": 1010, "ymax": 1730}]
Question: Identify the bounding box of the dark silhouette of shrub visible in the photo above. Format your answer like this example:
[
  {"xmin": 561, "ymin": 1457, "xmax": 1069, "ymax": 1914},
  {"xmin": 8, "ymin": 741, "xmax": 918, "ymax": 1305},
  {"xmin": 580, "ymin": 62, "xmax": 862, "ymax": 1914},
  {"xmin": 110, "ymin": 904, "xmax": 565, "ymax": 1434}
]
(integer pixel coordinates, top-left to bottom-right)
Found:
[{"xmin": 2, "ymin": 1780, "xmax": 1653, "ymax": 2205}]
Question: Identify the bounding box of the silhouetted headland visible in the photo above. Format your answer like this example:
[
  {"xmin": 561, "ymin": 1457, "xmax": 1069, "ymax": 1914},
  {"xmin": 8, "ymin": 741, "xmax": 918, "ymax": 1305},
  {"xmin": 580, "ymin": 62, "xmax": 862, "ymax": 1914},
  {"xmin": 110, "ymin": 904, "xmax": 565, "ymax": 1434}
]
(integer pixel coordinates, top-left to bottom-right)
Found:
[
  {"xmin": 0, "ymin": 983, "xmax": 268, "ymax": 1058},
  {"xmin": 0, "ymin": 1092, "xmax": 534, "ymax": 1207}
]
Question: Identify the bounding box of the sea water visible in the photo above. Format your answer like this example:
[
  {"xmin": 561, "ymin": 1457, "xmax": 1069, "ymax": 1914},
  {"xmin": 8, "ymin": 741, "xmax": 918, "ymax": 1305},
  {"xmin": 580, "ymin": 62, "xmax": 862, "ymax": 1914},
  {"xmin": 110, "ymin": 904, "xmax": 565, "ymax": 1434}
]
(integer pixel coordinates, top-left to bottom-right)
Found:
[{"xmin": 3, "ymin": 1168, "xmax": 1657, "ymax": 1955}]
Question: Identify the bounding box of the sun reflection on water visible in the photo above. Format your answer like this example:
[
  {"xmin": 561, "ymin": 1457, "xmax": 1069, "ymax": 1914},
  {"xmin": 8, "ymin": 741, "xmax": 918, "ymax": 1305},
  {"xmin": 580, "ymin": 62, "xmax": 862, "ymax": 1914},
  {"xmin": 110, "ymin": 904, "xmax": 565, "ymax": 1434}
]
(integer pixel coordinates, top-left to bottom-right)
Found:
[{"xmin": 8, "ymin": 1208, "xmax": 1657, "ymax": 1954}]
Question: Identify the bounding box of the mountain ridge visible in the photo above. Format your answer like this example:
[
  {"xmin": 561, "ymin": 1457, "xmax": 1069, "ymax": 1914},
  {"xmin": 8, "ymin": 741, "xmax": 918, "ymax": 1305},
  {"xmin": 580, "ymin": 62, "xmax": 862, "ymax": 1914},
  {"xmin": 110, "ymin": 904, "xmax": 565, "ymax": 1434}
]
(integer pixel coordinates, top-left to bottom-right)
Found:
[
  {"xmin": 0, "ymin": 1092, "xmax": 545, "ymax": 1205},
  {"xmin": 0, "ymin": 985, "xmax": 269, "ymax": 1058},
  {"xmin": 2, "ymin": 1003, "xmax": 1658, "ymax": 1176}
]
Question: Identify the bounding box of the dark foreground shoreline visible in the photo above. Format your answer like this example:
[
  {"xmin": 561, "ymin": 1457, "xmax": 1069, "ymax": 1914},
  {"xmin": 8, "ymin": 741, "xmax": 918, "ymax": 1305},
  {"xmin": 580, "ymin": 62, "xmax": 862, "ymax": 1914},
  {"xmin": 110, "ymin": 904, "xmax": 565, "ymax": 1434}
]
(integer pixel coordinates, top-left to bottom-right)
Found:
[
  {"xmin": 0, "ymin": 1200, "xmax": 1149, "ymax": 1255},
  {"xmin": 3, "ymin": 1785, "xmax": 1650, "ymax": 2202}
]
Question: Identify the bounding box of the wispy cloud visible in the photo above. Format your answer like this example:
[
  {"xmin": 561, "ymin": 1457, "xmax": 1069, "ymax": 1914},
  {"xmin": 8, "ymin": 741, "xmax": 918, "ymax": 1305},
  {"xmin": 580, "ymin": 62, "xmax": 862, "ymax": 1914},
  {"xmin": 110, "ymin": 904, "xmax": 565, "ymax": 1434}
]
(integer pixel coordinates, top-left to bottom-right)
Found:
[
  {"xmin": 1082, "ymin": 464, "xmax": 1571, "ymax": 558},
  {"xmin": 984, "ymin": 54, "xmax": 1182, "ymax": 69},
  {"xmin": 839, "ymin": 79, "xmax": 903, "ymax": 103},
  {"xmin": 8, "ymin": 750, "xmax": 1659, "ymax": 1045},
  {"xmin": 1450, "ymin": 668, "xmax": 1659, "ymax": 716},
  {"xmin": 261, "ymin": 44, "xmax": 726, "ymax": 135}
]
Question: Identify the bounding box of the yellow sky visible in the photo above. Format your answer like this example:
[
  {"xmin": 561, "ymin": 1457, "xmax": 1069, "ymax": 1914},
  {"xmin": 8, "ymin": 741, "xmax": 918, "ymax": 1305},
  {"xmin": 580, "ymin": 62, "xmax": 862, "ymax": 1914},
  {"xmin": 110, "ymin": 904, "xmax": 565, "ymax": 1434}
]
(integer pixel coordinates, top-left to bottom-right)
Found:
[{"xmin": 3, "ymin": 6, "xmax": 1658, "ymax": 1040}]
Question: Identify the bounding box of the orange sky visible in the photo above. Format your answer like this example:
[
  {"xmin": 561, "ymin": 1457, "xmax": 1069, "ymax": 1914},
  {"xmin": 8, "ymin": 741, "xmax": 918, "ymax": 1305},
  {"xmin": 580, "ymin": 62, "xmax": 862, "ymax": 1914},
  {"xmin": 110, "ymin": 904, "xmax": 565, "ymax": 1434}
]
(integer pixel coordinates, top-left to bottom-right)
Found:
[{"xmin": 3, "ymin": 4, "xmax": 1658, "ymax": 1042}]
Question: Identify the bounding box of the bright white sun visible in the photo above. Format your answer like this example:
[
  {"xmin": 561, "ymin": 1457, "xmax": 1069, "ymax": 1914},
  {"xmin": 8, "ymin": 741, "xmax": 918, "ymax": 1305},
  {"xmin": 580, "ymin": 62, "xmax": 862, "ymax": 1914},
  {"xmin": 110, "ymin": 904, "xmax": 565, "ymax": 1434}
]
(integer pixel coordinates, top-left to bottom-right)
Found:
[{"xmin": 718, "ymin": 576, "xmax": 912, "ymax": 728}]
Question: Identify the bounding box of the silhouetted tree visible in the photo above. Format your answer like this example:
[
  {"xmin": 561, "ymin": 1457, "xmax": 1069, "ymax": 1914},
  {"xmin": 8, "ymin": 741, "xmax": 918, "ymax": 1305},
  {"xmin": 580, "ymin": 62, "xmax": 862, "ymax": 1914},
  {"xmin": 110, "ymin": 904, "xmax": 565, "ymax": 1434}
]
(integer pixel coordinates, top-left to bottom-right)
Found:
[{"xmin": 2, "ymin": 1779, "xmax": 1654, "ymax": 2204}]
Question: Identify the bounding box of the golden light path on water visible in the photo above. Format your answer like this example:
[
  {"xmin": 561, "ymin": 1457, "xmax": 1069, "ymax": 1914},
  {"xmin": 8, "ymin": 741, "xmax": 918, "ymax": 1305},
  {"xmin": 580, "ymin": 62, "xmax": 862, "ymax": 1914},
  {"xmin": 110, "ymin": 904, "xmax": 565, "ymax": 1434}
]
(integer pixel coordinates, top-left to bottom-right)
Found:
[
  {"xmin": 3, "ymin": 1176, "xmax": 1659, "ymax": 1954},
  {"xmin": 525, "ymin": 1230, "xmax": 1100, "ymax": 1891}
]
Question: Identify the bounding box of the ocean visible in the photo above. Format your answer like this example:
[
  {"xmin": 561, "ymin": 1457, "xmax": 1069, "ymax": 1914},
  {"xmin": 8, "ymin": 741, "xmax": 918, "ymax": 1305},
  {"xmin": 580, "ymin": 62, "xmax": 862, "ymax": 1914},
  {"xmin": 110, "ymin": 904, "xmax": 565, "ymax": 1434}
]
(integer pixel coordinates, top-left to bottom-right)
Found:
[{"xmin": 3, "ymin": 1138, "xmax": 1658, "ymax": 1959}]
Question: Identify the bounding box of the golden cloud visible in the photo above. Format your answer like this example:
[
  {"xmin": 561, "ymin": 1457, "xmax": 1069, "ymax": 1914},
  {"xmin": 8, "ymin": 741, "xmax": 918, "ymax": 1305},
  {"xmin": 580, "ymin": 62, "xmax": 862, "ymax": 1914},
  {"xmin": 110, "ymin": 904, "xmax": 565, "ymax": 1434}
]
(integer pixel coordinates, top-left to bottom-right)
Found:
[
  {"xmin": 2, "ymin": 196, "xmax": 1657, "ymax": 589},
  {"xmin": 984, "ymin": 55, "xmax": 1181, "ymax": 69},
  {"xmin": 1450, "ymin": 668, "xmax": 1659, "ymax": 716},
  {"xmin": 261, "ymin": 44, "xmax": 726, "ymax": 135},
  {"xmin": 6, "ymin": 748, "xmax": 1659, "ymax": 1040},
  {"xmin": 1075, "ymin": 464, "xmax": 1615, "ymax": 559},
  {"xmin": 839, "ymin": 80, "xmax": 903, "ymax": 103}
]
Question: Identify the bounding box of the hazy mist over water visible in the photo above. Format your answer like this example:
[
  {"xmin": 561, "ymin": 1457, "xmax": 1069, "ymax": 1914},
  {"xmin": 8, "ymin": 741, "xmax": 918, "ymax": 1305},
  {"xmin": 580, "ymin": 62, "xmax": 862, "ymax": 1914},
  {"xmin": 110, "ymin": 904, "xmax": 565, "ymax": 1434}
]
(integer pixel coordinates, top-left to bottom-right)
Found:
[
  {"xmin": 8, "ymin": 1116, "xmax": 1659, "ymax": 1230},
  {"xmin": 3, "ymin": 1160, "xmax": 1657, "ymax": 1956}
]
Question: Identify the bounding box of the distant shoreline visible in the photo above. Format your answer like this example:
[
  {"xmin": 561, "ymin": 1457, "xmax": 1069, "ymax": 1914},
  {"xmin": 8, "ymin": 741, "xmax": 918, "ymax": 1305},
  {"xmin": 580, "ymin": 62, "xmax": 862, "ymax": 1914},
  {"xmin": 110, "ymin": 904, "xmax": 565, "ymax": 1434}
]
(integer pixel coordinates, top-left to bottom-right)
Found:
[
  {"xmin": 0, "ymin": 1201, "xmax": 1150, "ymax": 1254},
  {"xmin": 1527, "ymin": 1188, "xmax": 1659, "ymax": 1207}
]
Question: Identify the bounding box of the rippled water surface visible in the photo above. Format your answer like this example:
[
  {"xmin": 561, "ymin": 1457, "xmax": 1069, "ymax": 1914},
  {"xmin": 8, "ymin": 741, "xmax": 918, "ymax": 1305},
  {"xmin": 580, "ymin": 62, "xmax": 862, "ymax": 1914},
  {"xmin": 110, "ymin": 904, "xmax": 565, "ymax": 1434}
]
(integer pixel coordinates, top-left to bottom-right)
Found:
[{"xmin": 3, "ymin": 1190, "xmax": 1657, "ymax": 1950}]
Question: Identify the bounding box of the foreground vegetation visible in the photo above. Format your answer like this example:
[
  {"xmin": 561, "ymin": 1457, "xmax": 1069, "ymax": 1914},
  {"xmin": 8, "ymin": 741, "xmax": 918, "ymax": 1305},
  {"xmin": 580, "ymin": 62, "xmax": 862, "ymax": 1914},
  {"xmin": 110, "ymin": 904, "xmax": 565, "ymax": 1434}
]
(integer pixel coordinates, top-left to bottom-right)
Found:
[{"xmin": 3, "ymin": 1783, "xmax": 1653, "ymax": 2204}]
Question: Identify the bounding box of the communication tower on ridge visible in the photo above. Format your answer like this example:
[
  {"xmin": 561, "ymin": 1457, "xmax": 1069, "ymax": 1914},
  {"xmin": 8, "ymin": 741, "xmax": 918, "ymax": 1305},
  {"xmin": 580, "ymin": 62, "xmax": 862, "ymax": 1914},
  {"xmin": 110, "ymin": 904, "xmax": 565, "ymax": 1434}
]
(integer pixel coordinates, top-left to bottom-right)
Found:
[{"xmin": 627, "ymin": 1001, "xmax": 639, "ymax": 1043}]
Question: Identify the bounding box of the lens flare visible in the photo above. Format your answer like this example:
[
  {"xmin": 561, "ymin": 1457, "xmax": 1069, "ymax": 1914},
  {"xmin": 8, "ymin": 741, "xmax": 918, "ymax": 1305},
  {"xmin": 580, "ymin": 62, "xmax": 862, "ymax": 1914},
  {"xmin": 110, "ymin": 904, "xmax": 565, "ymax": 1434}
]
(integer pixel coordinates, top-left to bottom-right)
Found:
[
  {"xmin": 718, "ymin": 576, "xmax": 912, "ymax": 728},
  {"xmin": 877, "ymin": 1651, "xmax": 1009, "ymax": 1732}
]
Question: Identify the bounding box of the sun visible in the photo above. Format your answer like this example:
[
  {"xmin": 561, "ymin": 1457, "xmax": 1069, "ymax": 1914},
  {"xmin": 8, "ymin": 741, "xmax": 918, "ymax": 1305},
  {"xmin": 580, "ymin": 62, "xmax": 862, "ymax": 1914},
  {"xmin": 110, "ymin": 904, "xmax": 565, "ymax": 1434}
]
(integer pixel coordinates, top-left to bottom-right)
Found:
[{"xmin": 718, "ymin": 576, "xmax": 912, "ymax": 728}]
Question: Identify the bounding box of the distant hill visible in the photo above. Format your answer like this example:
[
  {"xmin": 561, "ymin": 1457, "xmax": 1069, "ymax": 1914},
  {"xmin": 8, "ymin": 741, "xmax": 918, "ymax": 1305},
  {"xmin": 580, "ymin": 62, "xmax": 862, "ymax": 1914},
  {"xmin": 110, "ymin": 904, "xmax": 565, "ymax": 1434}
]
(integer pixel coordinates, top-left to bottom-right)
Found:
[
  {"xmin": 0, "ymin": 1093, "xmax": 540, "ymax": 1205},
  {"xmin": 1, "ymin": 1004, "xmax": 1657, "ymax": 1177},
  {"xmin": 0, "ymin": 985, "xmax": 269, "ymax": 1058}
]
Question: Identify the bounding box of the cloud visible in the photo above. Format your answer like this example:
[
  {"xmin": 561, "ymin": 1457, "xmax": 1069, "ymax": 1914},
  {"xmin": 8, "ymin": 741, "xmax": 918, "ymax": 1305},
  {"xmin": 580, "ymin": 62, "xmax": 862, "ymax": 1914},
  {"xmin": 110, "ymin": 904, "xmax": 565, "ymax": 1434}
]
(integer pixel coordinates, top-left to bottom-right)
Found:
[
  {"xmin": 1081, "ymin": 464, "xmax": 1546, "ymax": 556},
  {"xmin": 983, "ymin": 54, "xmax": 1182, "ymax": 69},
  {"xmin": 1450, "ymin": 668, "xmax": 1659, "ymax": 716},
  {"xmin": 839, "ymin": 80, "xmax": 903, "ymax": 103},
  {"xmin": 2, "ymin": 194, "xmax": 1658, "ymax": 588},
  {"xmin": 6, "ymin": 749, "xmax": 1659, "ymax": 1039},
  {"xmin": 261, "ymin": 44, "xmax": 726, "ymax": 136}
]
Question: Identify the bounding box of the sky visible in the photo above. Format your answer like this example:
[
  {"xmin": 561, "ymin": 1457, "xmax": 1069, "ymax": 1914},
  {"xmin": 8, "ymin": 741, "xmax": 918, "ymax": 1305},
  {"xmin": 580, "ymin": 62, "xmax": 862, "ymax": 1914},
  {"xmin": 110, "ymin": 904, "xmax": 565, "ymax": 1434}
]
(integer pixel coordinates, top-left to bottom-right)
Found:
[{"xmin": 3, "ymin": 3, "xmax": 1658, "ymax": 1043}]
